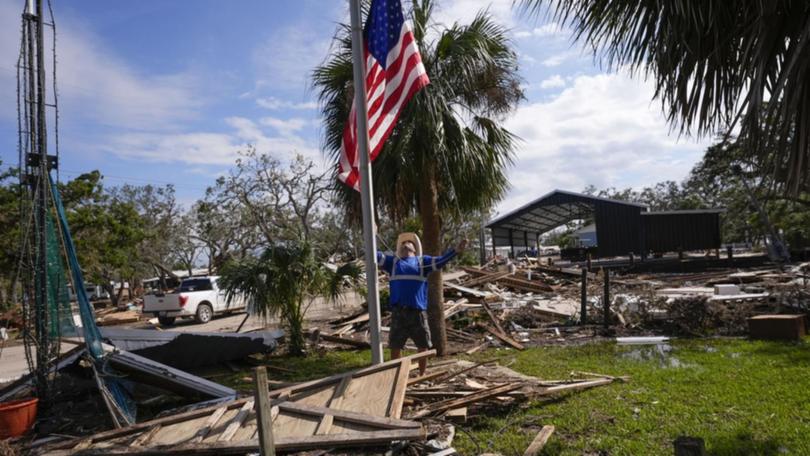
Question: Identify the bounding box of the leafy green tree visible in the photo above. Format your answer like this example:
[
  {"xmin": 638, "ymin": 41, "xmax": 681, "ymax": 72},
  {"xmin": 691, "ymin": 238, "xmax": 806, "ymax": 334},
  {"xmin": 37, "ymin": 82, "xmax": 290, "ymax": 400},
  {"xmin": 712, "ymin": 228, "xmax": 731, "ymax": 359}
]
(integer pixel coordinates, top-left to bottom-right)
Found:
[
  {"xmin": 218, "ymin": 242, "xmax": 359, "ymax": 356},
  {"xmin": 61, "ymin": 172, "xmax": 146, "ymax": 306},
  {"xmin": 0, "ymin": 163, "xmax": 21, "ymax": 309},
  {"xmin": 519, "ymin": 1, "xmax": 810, "ymax": 194},
  {"xmin": 313, "ymin": 0, "xmax": 523, "ymax": 355}
]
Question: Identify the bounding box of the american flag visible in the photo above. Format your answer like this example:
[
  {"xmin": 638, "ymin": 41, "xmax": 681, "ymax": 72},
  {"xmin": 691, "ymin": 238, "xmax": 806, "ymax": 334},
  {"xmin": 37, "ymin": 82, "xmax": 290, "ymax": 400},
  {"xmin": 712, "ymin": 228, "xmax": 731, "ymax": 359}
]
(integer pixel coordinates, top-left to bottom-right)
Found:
[{"xmin": 338, "ymin": 0, "xmax": 430, "ymax": 191}]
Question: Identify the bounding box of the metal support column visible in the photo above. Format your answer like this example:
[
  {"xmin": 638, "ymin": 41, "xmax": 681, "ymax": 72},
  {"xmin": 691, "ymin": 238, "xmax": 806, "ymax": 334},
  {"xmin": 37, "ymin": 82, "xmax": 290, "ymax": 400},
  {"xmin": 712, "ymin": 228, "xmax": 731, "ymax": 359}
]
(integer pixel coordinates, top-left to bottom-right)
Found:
[{"xmin": 580, "ymin": 268, "xmax": 587, "ymax": 325}]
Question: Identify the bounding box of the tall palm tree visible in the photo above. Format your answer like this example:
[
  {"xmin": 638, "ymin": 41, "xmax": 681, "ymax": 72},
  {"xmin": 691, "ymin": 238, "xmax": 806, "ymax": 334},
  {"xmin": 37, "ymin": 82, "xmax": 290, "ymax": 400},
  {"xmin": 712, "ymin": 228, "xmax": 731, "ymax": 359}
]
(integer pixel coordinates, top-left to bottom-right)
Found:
[
  {"xmin": 313, "ymin": 0, "xmax": 523, "ymax": 356},
  {"xmin": 519, "ymin": 0, "xmax": 810, "ymax": 195}
]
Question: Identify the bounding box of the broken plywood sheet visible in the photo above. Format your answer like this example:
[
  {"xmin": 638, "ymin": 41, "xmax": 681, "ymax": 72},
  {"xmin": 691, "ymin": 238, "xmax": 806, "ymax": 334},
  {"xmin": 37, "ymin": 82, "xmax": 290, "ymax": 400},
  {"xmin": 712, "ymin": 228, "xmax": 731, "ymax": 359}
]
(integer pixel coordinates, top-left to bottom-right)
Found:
[
  {"xmin": 268, "ymin": 350, "xmax": 434, "ymax": 419},
  {"xmin": 530, "ymin": 298, "xmax": 579, "ymax": 318},
  {"xmin": 41, "ymin": 352, "xmax": 433, "ymax": 455}
]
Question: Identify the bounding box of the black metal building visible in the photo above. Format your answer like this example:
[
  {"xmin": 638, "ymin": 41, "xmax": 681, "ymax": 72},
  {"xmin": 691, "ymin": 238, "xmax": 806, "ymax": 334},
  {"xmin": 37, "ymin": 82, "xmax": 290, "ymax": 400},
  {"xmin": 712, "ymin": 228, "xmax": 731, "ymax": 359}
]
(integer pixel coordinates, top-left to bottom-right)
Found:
[{"xmin": 487, "ymin": 190, "xmax": 722, "ymax": 258}]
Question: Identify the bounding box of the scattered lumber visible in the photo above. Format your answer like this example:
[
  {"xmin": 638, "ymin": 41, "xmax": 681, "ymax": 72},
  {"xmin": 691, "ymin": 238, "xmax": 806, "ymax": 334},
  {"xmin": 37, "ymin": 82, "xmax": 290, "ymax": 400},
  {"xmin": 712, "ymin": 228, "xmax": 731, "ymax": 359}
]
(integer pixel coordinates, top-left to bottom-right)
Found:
[
  {"xmin": 495, "ymin": 275, "xmax": 554, "ymax": 293},
  {"xmin": 410, "ymin": 382, "xmax": 527, "ymax": 418}
]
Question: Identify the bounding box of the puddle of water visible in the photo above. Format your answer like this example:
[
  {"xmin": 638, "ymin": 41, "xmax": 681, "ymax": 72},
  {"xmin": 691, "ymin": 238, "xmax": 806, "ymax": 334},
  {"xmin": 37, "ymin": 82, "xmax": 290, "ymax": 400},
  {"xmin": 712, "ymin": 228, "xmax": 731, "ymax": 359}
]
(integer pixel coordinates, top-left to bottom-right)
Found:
[{"xmin": 619, "ymin": 343, "xmax": 690, "ymax": 368}]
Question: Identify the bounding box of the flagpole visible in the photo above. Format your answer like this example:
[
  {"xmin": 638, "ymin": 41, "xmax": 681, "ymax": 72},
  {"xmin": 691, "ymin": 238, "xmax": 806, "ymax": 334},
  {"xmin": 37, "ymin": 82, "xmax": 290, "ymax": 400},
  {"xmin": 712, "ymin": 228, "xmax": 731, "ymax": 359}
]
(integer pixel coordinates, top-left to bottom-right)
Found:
[{"xmin": 349, "ymin": 0, "xmax": 384, "ymax": 364}]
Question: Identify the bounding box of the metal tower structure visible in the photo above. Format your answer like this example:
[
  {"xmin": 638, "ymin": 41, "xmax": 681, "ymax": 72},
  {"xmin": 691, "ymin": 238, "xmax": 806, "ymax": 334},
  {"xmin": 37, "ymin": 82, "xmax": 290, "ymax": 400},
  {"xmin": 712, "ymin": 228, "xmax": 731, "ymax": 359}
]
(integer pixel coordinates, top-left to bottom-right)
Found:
[{"xmin": 17, "ymin": 0, "xmax": 61, "ymax": 404}]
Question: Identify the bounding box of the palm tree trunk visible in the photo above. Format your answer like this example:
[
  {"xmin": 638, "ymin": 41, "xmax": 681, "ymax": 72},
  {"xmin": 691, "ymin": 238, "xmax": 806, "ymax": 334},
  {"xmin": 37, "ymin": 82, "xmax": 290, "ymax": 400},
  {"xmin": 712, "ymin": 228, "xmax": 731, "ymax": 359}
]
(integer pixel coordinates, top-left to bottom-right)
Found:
[{"xmin": 419, "ymin": 167, "xmax": 447, "ymax": 356}]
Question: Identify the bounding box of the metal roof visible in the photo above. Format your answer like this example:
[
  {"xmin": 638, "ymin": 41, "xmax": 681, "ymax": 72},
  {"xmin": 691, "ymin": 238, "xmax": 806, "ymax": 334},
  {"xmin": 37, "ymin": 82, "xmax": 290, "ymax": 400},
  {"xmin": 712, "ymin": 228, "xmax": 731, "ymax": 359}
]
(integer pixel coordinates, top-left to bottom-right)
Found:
[
  {"xmin": 642, "ymin": 209, "xmax": 725, "ymax": 215},
  {"xmin": 487, "ymin": 189, "xmax": 646, "ymax": 235}
]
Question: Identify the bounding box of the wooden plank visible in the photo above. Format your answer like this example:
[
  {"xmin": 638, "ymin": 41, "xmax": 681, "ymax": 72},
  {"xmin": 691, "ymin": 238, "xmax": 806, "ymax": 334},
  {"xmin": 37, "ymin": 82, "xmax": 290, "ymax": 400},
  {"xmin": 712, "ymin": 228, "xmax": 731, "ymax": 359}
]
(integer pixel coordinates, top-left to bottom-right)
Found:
[
  {"xmin": 407, "ymin": 369, "xmax": 450, "ymax": 386},
  {"xmin": 485, "ymin": 326, "xmax": 525, "ymax": 350},
  {"xmin": 254, "ymin": 367, "xmax": 276, "ymax": 455},
  {"xmin": 411, "ymin": 383, "xmax": 526, "ymax": 418},
  {"xmin": 387, "ymin": 359, "xmax": 411, "ymax": 419},
  {"xmin": 481, "ymin": 301, "xmax": 506, "ymax": 334},
  {"xmin": 444, "ymin": 282, "xmax": 492, "ymax": 298},
  {"xmin": 431, "ymin": 359, "xmax": 497, "ymax": 384},
  {"xmin": 495, "ymin": 276, "xmax": 554, "ymax": 293},
  {"xmin": 51, "ymin": 400, "xmax": 252, "ymax": 450},
  {"xmin": 269, "ymin": 350, "xmax": 435, "ymax": 400},
  {"xmin": 541, "ymin": 378, "xmax": 613, "ymax": 394},
  {"xmin": 190, "ymin": 406, "xmax": 228, "ymax": 443},
  {"xmin": 445, "ymin": 408, "xmax": 467, "ymax": 424},
  {"xmin": 276, "ymin": 401, "xmax": 420, "ymax": 429},
  {"xmin": 218, "ymin": 401, "xmax": 254, "ymax": 442},
  {"xmin": 462, "ymin": 271, "xmax": 511, "ymax": 288},
  {"xmin": 306, "ymin": 331, "xmax": 371, "ymax": 349},
  {"xmin": 131, "ymin": 425, "xmax": 162, "ymax": 447},
  {"xmin": 465, "ymin": 341, "xmax": 489, "ymax": 355},
  {"xmin": 48, "ymin": 429, "xmax": 427, "ymax": 455},
  {"xmin": 333, "ymin": 361, "xmax": 399, "ymax": 418},
  {"xmin": 314, "ymin": 373, "xmax": 352, "ymax": 435},
  {"xmin": 523, "ymin": 425, "xmax": 555, "ymax": 456},
  {"xmin": 442, "ymin": 270, "xmax": 468, "ymax": 282}
]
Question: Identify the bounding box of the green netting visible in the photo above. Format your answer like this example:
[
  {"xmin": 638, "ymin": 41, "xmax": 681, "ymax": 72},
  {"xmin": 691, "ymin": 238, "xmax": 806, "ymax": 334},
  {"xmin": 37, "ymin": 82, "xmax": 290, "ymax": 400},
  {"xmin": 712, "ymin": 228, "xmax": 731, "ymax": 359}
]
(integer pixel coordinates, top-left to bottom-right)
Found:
[{"xmin": 45, "ymin": 210, "xmax": 77, "ymax": 338}]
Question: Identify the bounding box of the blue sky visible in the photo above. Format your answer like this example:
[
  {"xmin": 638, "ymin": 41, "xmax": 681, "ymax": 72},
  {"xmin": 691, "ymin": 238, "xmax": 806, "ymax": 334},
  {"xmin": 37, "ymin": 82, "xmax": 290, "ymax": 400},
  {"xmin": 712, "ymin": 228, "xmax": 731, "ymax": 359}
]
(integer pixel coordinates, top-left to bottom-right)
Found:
[{"xmin": 0, "ymin": 0, "xmax": 711, "ymax": 215}]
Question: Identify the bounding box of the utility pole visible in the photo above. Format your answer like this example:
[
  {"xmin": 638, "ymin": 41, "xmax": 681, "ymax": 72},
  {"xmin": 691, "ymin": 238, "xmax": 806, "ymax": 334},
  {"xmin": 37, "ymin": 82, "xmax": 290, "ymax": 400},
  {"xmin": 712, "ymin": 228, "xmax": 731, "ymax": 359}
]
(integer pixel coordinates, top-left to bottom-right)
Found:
[{"xmin": 348, "ymin": 0, "xmax": 383, "ymax": 364}]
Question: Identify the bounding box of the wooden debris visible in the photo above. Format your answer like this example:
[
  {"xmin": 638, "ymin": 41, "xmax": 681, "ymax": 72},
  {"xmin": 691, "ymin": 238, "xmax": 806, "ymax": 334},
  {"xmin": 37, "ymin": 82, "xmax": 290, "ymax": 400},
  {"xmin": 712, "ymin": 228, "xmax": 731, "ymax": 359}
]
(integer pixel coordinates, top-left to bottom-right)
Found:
[
  {"xmin": 305, "ymin": 331, "xmax": 371, "ymax": 349},
  {"xmin": 44, "ymin": 352, "xmax": 433, "ymax": 455},
  {"xmin": 445, "ymin": 407, "xmax": 467, "ymax": 423},
  {"xmin": 410, "ymin": 382, "xmax": 527, "ymax": 418},
  {"xmin": 484, "ymin": 326, "xmax": 525, "ymax": 350},
  {"xmin": 523, "ymin": 425, "xmax": 554, "ymax": 456}
]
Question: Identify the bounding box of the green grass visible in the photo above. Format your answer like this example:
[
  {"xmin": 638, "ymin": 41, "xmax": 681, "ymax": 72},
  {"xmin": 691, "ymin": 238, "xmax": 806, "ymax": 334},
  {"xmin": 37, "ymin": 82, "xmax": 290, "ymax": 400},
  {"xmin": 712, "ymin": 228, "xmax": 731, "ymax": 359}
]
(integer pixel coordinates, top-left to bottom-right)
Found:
[
  {"xmin": 213, "ymin": 339, "xmax": 810, "ymax": 455},
  {"xmin": 458, "ymin": 338, "xmax": 810, "ymax": 455}
]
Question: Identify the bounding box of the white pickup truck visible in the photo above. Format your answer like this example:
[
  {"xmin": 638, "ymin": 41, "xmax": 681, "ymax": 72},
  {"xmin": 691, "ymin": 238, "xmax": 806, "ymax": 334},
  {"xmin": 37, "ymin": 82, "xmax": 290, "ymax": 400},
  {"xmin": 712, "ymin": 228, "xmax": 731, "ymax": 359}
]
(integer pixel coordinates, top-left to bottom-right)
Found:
[{"xmin": 142, "ymin": 276, "xmax": 247, "ymax": 325}]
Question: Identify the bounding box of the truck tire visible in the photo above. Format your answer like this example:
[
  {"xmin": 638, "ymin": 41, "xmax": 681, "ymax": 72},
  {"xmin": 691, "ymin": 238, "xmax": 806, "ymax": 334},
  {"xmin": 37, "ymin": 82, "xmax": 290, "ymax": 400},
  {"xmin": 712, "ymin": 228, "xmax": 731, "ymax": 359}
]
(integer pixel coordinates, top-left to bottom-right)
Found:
[
  {"xmin": 196, "ymin": 302, "xmax": 213, "ymax": 324},
  {"xmin": 157, "ymin": 316, "xmax": 176, "ymax": 326}
]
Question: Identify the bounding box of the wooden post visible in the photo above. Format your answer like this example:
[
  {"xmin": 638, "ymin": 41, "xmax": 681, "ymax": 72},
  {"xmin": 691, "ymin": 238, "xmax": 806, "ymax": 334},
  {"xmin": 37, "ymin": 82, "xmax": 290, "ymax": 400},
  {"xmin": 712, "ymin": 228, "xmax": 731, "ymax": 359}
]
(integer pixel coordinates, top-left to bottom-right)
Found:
[
  {"xmin": 603, "ymin": 269, "xmax": 610, "ymax": 328},
  {"xmin": 491, "ymin": 228, "xmax": 497, "ymax": 258},
  {"xmin": 254, "ymin": 367, "xmax": 276, "ymax": 456},
  {"xmin": 586, "ymin": 253, "xmax": 592, "ymax": 271},
  {"xmin": 580, "ymin": 268, "xmax": 587, "ymax": 325}
]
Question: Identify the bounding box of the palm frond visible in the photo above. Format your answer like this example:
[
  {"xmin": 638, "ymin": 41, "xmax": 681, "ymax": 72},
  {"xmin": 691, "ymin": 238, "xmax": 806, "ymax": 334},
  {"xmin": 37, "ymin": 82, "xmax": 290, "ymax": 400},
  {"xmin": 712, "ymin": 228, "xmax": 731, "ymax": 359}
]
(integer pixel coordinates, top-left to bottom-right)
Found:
[{"xmin": 519, "ymin": 0, "xmax": 810, "ymax": 194}]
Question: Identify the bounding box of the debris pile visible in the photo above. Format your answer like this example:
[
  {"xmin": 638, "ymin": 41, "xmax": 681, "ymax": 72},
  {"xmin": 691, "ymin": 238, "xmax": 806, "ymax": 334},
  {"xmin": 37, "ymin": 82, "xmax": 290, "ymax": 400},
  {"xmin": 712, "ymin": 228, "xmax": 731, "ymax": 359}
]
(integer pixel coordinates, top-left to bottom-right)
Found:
[{"xmin": 32, "ymin": 351, "xmax": 622, "ymax": 455}]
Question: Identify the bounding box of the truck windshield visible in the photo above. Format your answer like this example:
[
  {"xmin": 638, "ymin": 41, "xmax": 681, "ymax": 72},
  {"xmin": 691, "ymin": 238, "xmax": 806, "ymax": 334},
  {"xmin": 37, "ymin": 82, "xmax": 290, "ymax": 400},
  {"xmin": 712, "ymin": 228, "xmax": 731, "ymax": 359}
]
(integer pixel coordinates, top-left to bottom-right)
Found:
[{"xmin": 178, "ymin": 278, "xmax": 213, "ymax": 292}]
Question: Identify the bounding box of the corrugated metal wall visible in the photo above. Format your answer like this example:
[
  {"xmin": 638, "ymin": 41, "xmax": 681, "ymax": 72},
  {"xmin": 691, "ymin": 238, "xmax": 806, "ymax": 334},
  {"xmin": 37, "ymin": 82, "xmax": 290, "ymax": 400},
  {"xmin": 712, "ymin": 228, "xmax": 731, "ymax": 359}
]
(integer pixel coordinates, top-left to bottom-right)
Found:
[
  {"xmin": 594, "ymin": 203, "xmax": 644, "ymax": 257},
  {"xmin": 642, "ymin": 212, "xmax": 722, "ymax": 252}
]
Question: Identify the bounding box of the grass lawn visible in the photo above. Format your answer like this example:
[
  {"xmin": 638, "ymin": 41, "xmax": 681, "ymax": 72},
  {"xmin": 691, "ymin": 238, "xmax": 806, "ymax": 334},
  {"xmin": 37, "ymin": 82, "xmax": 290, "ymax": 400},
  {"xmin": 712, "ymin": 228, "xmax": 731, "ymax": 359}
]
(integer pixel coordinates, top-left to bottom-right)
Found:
[{"xmin": 225, "ymin": 338, "xmax": 810, "ymax": 455}]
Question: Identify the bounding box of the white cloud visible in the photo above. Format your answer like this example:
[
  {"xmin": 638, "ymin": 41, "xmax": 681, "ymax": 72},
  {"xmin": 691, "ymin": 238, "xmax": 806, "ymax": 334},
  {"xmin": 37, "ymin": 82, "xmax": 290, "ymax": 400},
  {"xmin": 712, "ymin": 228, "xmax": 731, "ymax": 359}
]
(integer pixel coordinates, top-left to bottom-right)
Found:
[
  {"xmin": 539, "ymin": 74, "xmax": 565, "ymax": 89},
  {"xmin": 515, "ymin": 23, "xmax": 562, "ymax": 39},
  {"xmin": 432, "ymin": 0, "xmax": 516, "ymax": 29},
  {"xmin": 541, "ymin": 52, "xmax": 569, "ymax": 67},
  {"xmin": 252, "ymin": 25, "xmax": 331, "ymax": 92},
  {"xmin": 256, "ymin": 96, "xmax": 317, "ymax": 110},
  {"xmin": 259, "ymin": 117, "xmax": 309, "ymax": 137},
  {"xmin": 497, "ymin": 73, "xmax": 711, "ymax": 215},
  {"xmin": 0, "ymin": 0, "xmax": 201, "ymax": 130},
  {"xmin": 108, "ymin": 117, "xmax": 319, "ymax": 166}
]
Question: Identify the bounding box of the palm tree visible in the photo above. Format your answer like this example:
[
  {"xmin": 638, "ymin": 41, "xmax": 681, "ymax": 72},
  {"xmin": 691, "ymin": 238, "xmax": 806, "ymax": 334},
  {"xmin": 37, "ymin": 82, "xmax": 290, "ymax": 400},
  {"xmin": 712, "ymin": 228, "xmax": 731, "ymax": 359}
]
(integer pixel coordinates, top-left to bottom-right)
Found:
[
  {"xmin": 313, "ymin": 0, "xmax": 523, "ymax": 356},
  {"xmin": 518, "ymin": 0, "xmax": 810, "ymax": 195},
  {"xmin": 218, "ymin": 241, "xmax": 360, "ymax": 356}
]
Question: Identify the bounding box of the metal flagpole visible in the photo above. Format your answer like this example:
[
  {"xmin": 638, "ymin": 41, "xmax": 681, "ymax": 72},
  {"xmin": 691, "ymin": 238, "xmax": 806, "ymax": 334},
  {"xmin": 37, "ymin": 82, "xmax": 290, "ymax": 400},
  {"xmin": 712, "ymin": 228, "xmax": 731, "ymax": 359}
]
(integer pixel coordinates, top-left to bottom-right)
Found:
[{"xmin": 348, "ymin": 0, "xmax": 383, "ymax": 364}]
